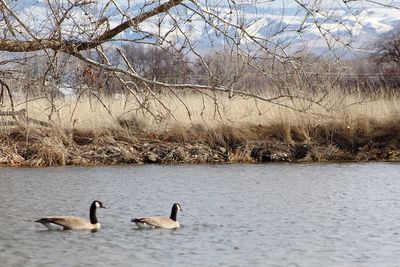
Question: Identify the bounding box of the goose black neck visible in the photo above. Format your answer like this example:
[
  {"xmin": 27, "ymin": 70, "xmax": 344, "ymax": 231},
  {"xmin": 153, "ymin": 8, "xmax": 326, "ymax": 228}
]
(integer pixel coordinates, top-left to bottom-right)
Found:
[
  {"xmin": 90, "ymin": 203, "xmax": 98, "ymax": 224},
  {"xmin": 170, "ymin": 206, "xmax": 178, "ymax": 221}
]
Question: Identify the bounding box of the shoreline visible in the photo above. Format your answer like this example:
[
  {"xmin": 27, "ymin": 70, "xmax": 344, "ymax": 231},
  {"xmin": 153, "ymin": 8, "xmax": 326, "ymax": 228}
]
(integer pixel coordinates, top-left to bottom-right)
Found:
[{"xmin": 1, "ymin": 125, "xmax": 400, "ymax": 167}]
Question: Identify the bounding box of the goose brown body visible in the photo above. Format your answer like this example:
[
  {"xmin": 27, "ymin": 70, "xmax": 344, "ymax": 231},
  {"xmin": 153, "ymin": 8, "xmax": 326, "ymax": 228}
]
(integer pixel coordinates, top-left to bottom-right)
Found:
[
  {"xmin": 35, "ymin": 216, "xmax": 100, "ymax": 230},
  {"xmin": 132, "ymin": 216, "xmax": 180, "ymax": 229},
  {"xmin": 132, "ymin": 203, "xmax": 182, "ymax": 229},
  {"xmin": 35, "ymin": 200, "xmax": 105, "ymax": 230}
]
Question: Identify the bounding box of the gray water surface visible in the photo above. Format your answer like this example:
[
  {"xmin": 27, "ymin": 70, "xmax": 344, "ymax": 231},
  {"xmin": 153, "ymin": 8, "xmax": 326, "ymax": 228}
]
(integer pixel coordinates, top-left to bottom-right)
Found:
[{"xmin": 1, "ymin": 163, "xmax": 400, "ymax": 266}]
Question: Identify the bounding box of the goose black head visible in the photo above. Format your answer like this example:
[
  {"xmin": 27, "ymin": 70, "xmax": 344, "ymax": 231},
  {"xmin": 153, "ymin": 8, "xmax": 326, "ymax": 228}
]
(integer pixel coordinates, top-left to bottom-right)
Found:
[
  {"xmin": 93, "ymin": 200, "xmax": 106, "ymax": 209},
  {"xmin": 173, "ymin": 203, "xmax": 182, "ymax": 211},
  {"xmin": 170, "ymin": 203, "xmax": 182, "ymax": 221},
  {"xmin": 90, "ymin": 200, "xmax": 105, "ymax": 225}
]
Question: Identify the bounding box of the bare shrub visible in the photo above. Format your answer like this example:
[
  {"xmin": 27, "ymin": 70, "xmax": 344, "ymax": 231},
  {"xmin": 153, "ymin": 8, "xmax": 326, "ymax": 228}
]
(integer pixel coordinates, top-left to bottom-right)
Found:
[{"xmin": 122, "ymin": 44, "xmax": 191, "ymax": 87}]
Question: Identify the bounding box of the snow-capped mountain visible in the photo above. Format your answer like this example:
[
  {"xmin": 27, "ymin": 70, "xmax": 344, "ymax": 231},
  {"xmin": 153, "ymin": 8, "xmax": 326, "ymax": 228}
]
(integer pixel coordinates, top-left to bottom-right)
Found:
[
  {"xmin": 119, "ymin": 4, "xmax": 400, "ymax": 56},
  {"xmin": 12, "ymin": 2, "xmax": 400, "ymax": 55}
]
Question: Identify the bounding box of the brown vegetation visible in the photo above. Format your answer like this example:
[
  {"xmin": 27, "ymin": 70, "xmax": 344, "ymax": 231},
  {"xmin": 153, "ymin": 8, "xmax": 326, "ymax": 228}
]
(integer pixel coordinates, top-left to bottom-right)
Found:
[
  {"xmin": 2, "ymin": 119, "xmax": 400, "ymax": 167},
  {"xmin": 1, "ymin": 89, "xmax": 400, "ymax": 167}
]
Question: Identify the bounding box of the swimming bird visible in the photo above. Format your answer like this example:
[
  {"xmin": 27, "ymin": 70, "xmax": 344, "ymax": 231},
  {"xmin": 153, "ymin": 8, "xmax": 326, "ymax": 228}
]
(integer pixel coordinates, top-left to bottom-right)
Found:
[
  {"xmin": 35, "ymin": 200, "xmax": 106, "ymax": 231},
  {"xmin": 131, "ymin": 203, "xmax": 182, "ymax": 229}
]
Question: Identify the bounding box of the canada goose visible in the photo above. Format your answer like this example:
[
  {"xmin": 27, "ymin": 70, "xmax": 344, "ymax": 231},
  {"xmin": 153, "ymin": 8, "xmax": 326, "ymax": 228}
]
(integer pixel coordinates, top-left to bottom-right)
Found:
[
  {"xmin": 35, "ymin": 200, "xmax": 106, "ymax": 231},
  {"xmin": 131, "ymin": 203, "xmax": 182, "ymax": 229}
]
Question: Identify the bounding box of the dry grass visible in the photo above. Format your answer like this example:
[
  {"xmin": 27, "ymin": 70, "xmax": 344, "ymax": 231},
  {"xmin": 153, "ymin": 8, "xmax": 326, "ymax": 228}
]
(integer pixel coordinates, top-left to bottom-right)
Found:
[
  {"xmin": 4, "ymin": 89, "xmax": 400, "ymax": 132},
  {"xmin": 3, "ymin": 79, "xmax": 400, "ymax": 166},
  {"xmin": 1, "ymin": 87, "xmax": 400, "ymax": 159},
  {"xmin": 28, "ymin": 137, "xmax": 67, "ymax": 166}
]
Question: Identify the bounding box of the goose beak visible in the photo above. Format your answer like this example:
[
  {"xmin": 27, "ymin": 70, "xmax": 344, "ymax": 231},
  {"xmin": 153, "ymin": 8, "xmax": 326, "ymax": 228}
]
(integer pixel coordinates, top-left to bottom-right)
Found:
[{"xmin": 101, "ymin": 206, "xmax": 106, "ymax": 209}]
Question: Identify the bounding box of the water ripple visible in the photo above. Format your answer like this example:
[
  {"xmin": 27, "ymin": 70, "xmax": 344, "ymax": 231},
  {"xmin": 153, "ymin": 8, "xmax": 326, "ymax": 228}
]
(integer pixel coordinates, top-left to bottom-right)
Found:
[{"xmin": 1, "ymin": 163, "xmax": 400, "ymax": 266}]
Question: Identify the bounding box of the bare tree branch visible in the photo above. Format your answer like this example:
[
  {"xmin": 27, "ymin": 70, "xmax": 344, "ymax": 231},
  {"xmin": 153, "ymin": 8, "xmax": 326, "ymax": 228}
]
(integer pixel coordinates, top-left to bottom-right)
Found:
[{"xmin": 0, "ymin": 0, "xmax": 183, "ymax": 53}]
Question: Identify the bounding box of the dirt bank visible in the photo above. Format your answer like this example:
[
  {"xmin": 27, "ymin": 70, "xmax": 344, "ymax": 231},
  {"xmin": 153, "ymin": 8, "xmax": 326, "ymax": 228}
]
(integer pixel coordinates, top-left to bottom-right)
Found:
[{"xmin": 1, "ymin": 121, "xmax": 400, "ymax": 166}]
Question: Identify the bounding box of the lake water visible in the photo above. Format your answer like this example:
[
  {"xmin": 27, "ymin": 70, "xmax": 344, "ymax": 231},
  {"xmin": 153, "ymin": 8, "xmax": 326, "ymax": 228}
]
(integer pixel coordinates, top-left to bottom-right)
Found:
[{"xmin": 1, "ymin": 163, "xmax": 400, "ymax": 266}]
